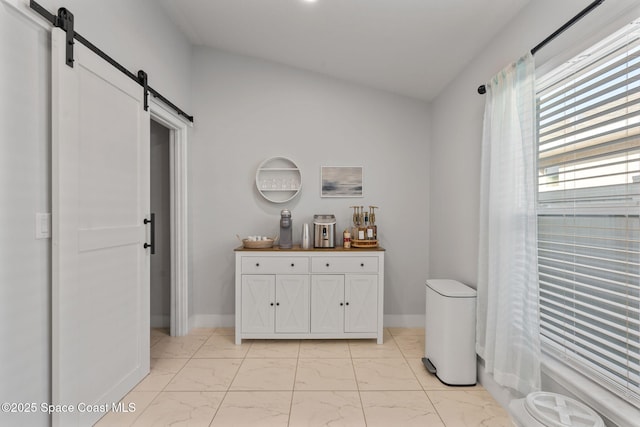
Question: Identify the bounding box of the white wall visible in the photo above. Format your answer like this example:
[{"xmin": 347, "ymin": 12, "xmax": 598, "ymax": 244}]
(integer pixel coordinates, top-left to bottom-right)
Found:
[
  {"xmin": 0, "ymin": 1, "xmax": 191, "ymax": 425},
  {"xmin": 189, "ymin": 47, "xmax": 431, "ymax": 327},
  {"xmin": 0, "ymin": 5, "xmax": 51, "ymax": 427},
  {"xmin": 429, "ymin": 0, "xmax": 640, "ymax": 424}
]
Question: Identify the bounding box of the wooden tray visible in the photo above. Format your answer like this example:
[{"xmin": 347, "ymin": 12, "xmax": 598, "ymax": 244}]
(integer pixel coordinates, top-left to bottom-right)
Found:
[{"xmin": 351, "ymin": 239, "xmax": 378, "ymax": 248}]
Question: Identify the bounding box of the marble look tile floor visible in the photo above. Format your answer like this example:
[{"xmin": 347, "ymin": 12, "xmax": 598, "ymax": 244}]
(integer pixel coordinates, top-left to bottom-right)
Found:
[{"xmin": 95, "ymin": 328, "xmax": 511, "ymax": 427}]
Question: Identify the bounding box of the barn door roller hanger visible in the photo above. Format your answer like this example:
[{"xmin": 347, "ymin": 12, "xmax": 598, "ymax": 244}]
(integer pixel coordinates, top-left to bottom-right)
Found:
[{"xmin": 29, "ymin": 0, "xmax": 194, "ymax": 122}]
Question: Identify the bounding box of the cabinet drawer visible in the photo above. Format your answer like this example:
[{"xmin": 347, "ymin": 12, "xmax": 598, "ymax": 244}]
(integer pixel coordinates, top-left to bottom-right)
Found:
[
  {"xmin": 311, "ymin": 257, "xmax": 378, "ymax": 273},
  {"xmin": 242, "ymin": 257, "xmax": 309, "ymax": 274}
]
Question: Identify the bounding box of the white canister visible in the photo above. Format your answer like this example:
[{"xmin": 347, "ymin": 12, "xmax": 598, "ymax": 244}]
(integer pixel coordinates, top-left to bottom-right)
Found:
[{"xmin": 301, "ymin": 223, "xmax": 310, "ymax": 249}]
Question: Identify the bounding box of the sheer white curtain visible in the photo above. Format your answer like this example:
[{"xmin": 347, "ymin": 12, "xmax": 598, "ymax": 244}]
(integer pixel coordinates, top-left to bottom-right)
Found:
[{"xmin": 476, "ymin": 52, "xmax": 541, "ymax": 395}]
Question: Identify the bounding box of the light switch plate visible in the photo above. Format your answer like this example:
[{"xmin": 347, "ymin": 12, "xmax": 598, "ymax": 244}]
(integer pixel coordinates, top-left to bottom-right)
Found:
[{"xmin": 35, "ymin": 213, "xmax": 51, "ymax": 239}]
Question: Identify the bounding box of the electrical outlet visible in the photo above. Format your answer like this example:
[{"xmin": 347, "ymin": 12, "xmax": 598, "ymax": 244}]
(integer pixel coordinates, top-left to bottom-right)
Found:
[{"xmin": 35, "ymin": 213, "xmax": 51, "ymax": 239}]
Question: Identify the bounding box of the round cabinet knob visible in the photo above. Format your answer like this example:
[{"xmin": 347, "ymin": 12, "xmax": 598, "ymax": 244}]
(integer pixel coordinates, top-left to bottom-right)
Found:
[
  {"xmin": 326, "ymin": 263, "xmax": 330, "ymax": 267},
  {"xmin": 346, "ymin": 302, "xmax": 350, "ymax": 306},
  {"xmin": 360, "ymin": 263, "xmax": 364, "ymax": 267},
  {"xmin": 340, "ymin": 302, "xmax": 344, "ymax": 306},
  {"xmin": 256, "ymin": 263, "xmax": 260, "ymax": 267},
  {"xmin": 291, "ymin": 263, "xmax": 295, "ymax": 267},
  {"xmin": 270, "ymin": 302, "xmax": 274, "ymax": 306},
  {"xmin": 276, "ymin": 302, "xmax": 280, "ymax": 306}
]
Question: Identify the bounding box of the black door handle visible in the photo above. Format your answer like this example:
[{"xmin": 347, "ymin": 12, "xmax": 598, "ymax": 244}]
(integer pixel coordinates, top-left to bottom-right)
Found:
[{"xmin": 144, "ymin": 213, "xmax": 155, "ymax": 254}]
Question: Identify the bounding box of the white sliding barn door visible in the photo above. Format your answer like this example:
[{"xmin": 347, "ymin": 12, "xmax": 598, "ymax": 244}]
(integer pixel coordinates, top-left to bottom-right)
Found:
[{"xmin": 51, "ymin": 28, "xmax": 150, "ymax": 426}]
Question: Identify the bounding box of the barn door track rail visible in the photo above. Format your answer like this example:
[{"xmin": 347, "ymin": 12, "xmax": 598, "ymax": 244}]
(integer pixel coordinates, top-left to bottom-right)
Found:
[{"xmin": 29, "ymin": 0, "xmax": 194, "ymax": 123}]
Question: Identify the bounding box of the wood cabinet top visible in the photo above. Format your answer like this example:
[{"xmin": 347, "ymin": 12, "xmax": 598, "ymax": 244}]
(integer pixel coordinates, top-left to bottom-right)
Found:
[{"xmin": 234, "ymin": 245, "xmax": 385, "ymax": 252}]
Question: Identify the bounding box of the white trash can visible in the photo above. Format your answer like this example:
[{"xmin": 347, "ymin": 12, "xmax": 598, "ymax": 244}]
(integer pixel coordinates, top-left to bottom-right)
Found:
[{"xmin": 422, "ymin": 279, "xmax": 477, "ymax": 386}]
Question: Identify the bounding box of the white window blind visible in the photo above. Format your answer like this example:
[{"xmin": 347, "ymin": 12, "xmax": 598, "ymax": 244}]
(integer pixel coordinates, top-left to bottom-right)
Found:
[{"xmin": 537, "ymin": 18, "xmax": 640, "ymax": 407}]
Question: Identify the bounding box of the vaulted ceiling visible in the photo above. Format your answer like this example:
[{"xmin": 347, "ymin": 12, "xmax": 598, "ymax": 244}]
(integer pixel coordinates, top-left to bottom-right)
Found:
[{"xmin": 161, "ymin": 0, "xmax": 530, "ymax": 101}]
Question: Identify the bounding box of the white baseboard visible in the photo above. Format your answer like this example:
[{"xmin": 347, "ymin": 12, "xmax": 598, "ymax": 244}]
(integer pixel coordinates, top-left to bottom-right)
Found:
[
  {"xmin": 187, "ymin": 314, "xmax": 424, "ymax": 329},
  {"xmin": 383, "ymin": 314, "xmax": 425, "ymax": 328},
  {"xmin": 190, "ymin": 314, "xmax": 235, "ymax": 329},
  {"xmin": 151, "ymin": 314, "xmax": 170, "ymax": 328}
]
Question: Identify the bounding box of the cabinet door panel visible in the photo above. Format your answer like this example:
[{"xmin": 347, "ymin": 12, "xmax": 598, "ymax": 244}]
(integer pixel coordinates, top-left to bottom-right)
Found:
[
  {"xmin": 242, "ymin": 275, "xmax": 275, "ymax": 333},
  {"xmin": 345, "ymin": 275, "xmax": 377, "ymax": 333},
  {"xmin": 311, "ymin": 275, "xmax": 345, "ymax": 333},
  {"xmin": 275, "ymin": 275, "xmax": 310, "ymax": 333}
]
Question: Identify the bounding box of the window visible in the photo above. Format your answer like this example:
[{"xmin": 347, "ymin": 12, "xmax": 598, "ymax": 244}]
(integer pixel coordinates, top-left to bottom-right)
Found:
[{"xmin": 536, "ymin": 19, "xmax": 640, "ymax": 406}]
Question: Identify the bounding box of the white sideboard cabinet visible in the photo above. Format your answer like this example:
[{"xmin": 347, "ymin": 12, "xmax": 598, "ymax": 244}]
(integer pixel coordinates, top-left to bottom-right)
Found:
[{"xmin": 234, "ymin": 246, "xmax": 385, "ymax": 344}]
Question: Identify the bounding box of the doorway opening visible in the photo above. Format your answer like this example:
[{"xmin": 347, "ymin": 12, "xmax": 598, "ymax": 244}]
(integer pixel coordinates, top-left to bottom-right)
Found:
[
  {"xmin": 150, "ymin": 120, "xmax": 171, "ymax": 330},
  {"xmin": 149, "ymin": 100, "xmax": 190, "ymax": 336}
]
